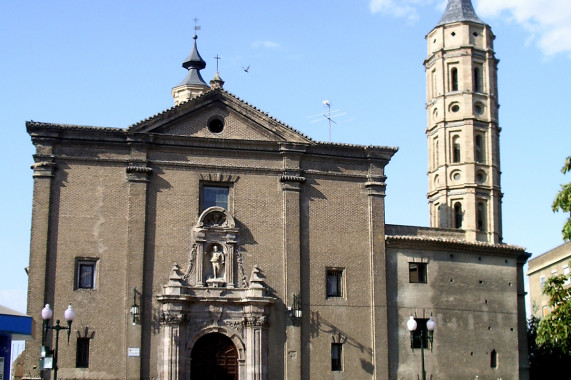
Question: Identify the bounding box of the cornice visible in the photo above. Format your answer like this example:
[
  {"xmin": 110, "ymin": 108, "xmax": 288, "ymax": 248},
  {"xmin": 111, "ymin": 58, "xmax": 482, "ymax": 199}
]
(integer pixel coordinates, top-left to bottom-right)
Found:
[{"xmin": 386, "ymin": 234, "xmax": 530, "ymax": 259}]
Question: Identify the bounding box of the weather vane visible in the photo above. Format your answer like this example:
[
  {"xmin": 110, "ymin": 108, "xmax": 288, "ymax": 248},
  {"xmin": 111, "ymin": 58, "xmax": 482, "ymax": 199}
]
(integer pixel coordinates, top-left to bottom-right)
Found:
[{"xmin": 194, "ymin": 17, "xmax": 201, "ymax": 35}]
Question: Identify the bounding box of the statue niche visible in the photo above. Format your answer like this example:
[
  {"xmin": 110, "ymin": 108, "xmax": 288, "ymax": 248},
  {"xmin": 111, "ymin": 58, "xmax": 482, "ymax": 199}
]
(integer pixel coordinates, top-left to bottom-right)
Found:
[
  {"xmin": 206, "ymin": 244, "xmax": 226, "ymax": 287},
  {"xmin": 185, "ymin": 207, "xmax": 240, "ymax": 288}
]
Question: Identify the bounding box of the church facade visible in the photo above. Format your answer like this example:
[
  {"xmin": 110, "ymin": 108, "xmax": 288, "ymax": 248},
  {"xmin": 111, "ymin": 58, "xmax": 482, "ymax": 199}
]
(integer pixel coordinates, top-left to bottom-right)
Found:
[{"xmin": 22, "ymin": 1, "xmax": 530, "ymax": 379}]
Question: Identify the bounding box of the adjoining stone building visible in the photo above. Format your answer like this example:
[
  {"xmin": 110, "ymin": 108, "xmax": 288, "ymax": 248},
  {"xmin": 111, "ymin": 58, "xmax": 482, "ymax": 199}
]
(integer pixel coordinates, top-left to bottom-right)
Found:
[
  {"xmin": 22, "ymin": 1, "xmax": 530, "ymax": 379},
  {"xmin": 527, "ymin": 241, "xmax": 571, "ymax": 318}
]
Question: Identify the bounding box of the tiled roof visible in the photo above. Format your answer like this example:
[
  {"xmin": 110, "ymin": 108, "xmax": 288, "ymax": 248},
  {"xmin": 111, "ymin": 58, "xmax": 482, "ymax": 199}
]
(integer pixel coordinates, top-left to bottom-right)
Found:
[
  {"xmin": 386, "ymin": 234, "xmax": 527, "ymax": 253},
  {"xmin": 437, "ymin": 0, "xmax": 484, "ymax": 26}
]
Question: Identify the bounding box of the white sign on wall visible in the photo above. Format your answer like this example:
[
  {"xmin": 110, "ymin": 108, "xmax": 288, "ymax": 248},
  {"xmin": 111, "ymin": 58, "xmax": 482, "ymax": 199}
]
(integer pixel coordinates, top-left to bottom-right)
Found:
[{"xmin": 127, "ymin": 347, "xmax": 140, "ymax": 357}]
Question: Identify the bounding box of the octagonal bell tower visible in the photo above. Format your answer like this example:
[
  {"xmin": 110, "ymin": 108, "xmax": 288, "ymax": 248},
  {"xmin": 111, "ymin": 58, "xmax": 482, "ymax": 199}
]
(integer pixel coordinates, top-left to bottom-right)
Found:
[{"xmin": 425, "ymin": 0, "xmax": 502, "ymax": 243}]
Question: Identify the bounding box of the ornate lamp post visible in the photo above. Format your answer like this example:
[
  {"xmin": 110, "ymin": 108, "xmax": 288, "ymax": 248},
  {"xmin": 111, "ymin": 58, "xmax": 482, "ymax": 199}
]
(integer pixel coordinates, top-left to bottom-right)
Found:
[
  {"xmin": 41, "ymin": 304, "xmax": 75, "ymax": 380},
  {"xmin": 406, "ymin": 315, "xmax": 436, "ymax": 380}
]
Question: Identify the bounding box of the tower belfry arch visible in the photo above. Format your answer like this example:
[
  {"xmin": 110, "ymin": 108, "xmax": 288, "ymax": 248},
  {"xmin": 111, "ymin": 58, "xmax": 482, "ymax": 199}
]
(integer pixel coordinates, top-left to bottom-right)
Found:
[{"xmin": 425, "ymin": 0, "xmax": 502, "ymax": 243}]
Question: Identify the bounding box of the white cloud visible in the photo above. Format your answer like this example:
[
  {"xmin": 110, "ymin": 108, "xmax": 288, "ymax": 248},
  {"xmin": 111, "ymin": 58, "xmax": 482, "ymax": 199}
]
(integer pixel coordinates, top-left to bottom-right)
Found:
[
  {"xmin": 252, "ymin": 40, "xmax": 281, "ymax": 50},
  {"xmin": 476, "ymin": 0, "xmax": 571, "ymax": 56},
  {"xmin": 369, "ymin": 0, "xmax": 571, "ymax": 57},
  {"xmin": 0, "ymin": 289, "xmax": 27, "ymax": 314},
  {"xmin": 369, "ymin": 0, "xmax": 446, "ymax": 23}
]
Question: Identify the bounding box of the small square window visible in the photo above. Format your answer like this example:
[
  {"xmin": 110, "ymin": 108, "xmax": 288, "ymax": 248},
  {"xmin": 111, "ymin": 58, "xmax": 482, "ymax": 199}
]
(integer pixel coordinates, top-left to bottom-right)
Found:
[
  {"xmin": 326, "ymin": 269, "xmax": 344, "ymax": 298},
  {"xmin": 409, "ymin": 263, "xmax": 427, "ymax": 283},
  {"xmin": 411, "ymin": 318, "xmax": 429, "ymax": 349},
  {"xmin": 75, "ymin": 259, "xmax": 97, "ymax": 290},
  {"xmin": 201, "ymin": 185, "xmax": 229, "ymax": 211},
  {"xmin": 331, "ymin": 343, "xmax": 343, "ymax": 371},
  {"xmin": 76, "ymin": 337, "xmax": 90, "ymax": 368}
]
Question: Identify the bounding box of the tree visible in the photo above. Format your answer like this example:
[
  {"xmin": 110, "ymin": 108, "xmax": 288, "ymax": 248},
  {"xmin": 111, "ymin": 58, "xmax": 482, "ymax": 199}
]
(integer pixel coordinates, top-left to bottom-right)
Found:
[
  {"xmin": 552, "ymin": 156, "xmax": 571, "ymax": 241},
  {"xmin": 529, "ymin": 270, "xmax": 571, "ymax": 379},
  {"xmin": 528, "ymin": 316, "xmax": 571, "ymax": 379},
  {"xmin": 536, "ymin": 273, "xmax": 571, "ymax": 353}
]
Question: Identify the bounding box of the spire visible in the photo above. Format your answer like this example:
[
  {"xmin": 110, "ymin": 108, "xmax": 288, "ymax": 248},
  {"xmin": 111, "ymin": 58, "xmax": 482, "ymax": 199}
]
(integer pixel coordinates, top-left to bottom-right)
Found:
[
  {"xmin": 172, "ymin": 34, "xmax": 210, "ymax": 105},
  {"xmin": 210, "ymin": 71, "xmax": 225, "ymax": 90},
  {"xmin": 210, "ymin": 54, "xmax": 224, "ymax": 90},
  {"xmin": 437, "ymin": 0, "xmax": 484, "ymax": 26},
  {"xmin": 179, "ymin": 35, "xmax": 208, "ymax": 87}
]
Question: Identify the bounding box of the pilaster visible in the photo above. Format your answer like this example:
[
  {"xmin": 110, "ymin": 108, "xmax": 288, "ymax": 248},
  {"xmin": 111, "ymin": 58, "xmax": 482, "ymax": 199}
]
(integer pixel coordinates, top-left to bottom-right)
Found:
[
  {"xmin": 366, "ymin": 158, "xmax": 390, "ymax": 380},
  {"xmin": 125, "ymin": 145, "xmax": 152, "ymax": 379},
  {"xmin": 279, "ymin": 143, "xmax": 306, "ymax": 380},
  {"xmin": 26, "ymin": 152, "xmax": 57, "ymax": 378}
]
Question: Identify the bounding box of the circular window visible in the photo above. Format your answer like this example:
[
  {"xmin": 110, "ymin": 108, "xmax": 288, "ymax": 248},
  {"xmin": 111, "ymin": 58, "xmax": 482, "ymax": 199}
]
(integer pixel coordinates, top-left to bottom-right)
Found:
[
  {"xmin": 476, "ymin": 170, "xmax": 487, "ymax": 183},
  {"xmin": 207, "ymin": 117, "xmax": 224, "ymax": 134},
  {"xmin": 451, "ymin": 170, "xmax": 461, "ymax": 181},
  {"xmin": 474, "ymin": 103, "xmax": 484, "ymax": 115},
  {"xmin": 432, "ymin": 108, "xmax": 439, "ymax": 120},
  {"xmin": 451, "ymin": 104, "xmax": 460, "ymax": 113},
  {"xmin": 434, "ymin": 174, "xmax": 440, "ymax": 186}
]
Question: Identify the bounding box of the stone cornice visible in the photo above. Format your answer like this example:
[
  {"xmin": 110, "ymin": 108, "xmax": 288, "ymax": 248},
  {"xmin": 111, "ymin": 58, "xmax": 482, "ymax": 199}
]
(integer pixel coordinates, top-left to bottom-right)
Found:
[{"xmin": 26, "ymin": 120, "xmax": 398, "ymax": 161}]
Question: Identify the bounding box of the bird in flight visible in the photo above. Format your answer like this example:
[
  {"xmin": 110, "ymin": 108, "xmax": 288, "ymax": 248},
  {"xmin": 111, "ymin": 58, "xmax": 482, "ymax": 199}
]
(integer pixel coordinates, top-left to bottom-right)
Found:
[{"xmin": 243, "ymin": 65, "xmax": 250, "ymax": 73}]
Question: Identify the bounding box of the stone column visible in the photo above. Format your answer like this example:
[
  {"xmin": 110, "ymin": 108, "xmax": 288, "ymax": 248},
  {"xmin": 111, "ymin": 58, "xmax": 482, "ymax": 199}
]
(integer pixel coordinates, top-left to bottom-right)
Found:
[
  {"xmin": 195, "ymin": 235, "xmax": 205, "ymax": 287},
  {"xmin": 225, "ymin": 237, "xmax": 237, "ymax": 288},
  {"xmin": 279, "ymin": 143, "xmax": 306, "ymax": 380},
  {"xmin": 125, "ymin": 144, "xmax": 152, "ymax": 379},
  {"xmin": 244, "ymin": 316, "xmax": 267, "ymax": 380},
  {"xmin": 158, "ymin": 315, "xmax": 184, "ymax": 380}
]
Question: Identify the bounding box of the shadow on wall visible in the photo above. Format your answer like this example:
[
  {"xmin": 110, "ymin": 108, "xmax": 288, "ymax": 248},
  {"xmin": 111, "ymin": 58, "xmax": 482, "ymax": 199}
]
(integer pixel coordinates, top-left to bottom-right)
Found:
[{"xmin": 309, "ymin": 310, "xmax": 374, "ymax": 374}]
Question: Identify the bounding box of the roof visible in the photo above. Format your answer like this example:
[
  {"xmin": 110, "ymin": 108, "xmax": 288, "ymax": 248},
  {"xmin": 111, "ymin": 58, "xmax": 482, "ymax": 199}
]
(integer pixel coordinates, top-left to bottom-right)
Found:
[
  {"xmin": 0, "ymin": 305, "xmax": 33, "ymax": 340},
  {"xmin": 27, "ymin": 88, "xmax": 399, "ymax": 155},
  {"xmin": 385, "ymin": 224, "xmax": 529, "ymax": 259},
  {"xmin": 177, "ymin": 35, "xmax": 208, "ymax": 87},
  {"xmin": 436, "ymin": 0, "xmax": 484, "ymax": 26},
  {"xmin": 528, "ymin": 241, "xmax": 571, "ymax": 275}
]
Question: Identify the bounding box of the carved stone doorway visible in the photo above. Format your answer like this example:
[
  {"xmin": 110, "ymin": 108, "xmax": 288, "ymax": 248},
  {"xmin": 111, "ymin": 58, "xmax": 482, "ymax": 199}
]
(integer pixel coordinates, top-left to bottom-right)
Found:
[{"xmin": 191, "ymin": 333, "xmax": 238, "ymax": 380}]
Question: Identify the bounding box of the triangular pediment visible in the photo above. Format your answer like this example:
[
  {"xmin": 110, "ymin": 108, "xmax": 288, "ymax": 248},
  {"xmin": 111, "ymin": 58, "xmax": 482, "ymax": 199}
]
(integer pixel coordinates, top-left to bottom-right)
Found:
[{"xmin": 128, "ymin": 89, "xmax": 312, "ymax": 143}]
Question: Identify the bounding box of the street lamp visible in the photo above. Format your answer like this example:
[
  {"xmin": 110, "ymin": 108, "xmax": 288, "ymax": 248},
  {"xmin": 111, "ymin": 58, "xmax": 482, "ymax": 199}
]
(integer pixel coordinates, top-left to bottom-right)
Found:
[
  {"xmin": 41, "ymin": 303, "xmax": 75, "ymax": 380},
  {"xmin": 287, "ymin": 293, "xmax": 302, "ymax": 325},
  {"xmin": 406, "ymin": 314, "xmax": 436, "ymax": 380},
  {"xmin": 130, "ymin": 288, "xmax": 140, "ymax": 325}
]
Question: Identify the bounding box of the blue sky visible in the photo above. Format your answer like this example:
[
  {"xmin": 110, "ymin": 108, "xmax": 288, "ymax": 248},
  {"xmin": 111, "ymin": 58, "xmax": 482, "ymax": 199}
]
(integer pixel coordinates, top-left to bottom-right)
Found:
[{"xmin": 1, "ymin": 0, "xmax": 569, "ymax": 314}]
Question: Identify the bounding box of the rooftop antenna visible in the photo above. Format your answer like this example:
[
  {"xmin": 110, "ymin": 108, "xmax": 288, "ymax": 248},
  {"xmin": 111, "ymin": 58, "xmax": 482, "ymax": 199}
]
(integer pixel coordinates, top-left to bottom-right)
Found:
[{"xmin": 322, "ymin": 100, "xmax": 337, "ymax": 142}]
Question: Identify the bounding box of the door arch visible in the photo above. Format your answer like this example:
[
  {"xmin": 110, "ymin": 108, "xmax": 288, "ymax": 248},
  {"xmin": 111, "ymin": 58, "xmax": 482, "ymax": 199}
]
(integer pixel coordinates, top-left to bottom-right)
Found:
[{"xmin": 191, "ymin": 333, "xmax": 238, "ymax": 380}]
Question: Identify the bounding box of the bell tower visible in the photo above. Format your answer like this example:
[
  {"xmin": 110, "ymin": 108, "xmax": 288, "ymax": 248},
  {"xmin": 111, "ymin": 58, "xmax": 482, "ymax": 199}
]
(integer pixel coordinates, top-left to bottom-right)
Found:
[{"xmin": 425, "ymin": 0, "xmax": 502, "ymax": 243}]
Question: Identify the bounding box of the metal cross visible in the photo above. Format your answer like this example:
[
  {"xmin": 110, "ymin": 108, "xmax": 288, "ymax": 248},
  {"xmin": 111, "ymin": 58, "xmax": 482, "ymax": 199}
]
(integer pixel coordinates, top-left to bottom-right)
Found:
[{"xmin": 214, "ymin": 54, "xmax": 222, "ymax": 72}]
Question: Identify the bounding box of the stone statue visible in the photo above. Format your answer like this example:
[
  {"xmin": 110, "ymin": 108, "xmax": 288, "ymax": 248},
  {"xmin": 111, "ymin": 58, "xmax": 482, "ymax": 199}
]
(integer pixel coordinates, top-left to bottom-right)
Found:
[{"xmin": 210, "ymin": 245, "xmax": 225, "ymax": 278}]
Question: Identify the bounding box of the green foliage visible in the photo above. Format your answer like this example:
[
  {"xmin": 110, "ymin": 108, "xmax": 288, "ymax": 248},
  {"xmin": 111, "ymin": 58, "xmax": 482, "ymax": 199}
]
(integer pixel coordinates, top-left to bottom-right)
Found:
[
  {"xmin": 528, "ymin": 316, "xmax": 571, "ymax": 379},
  {"xmin": 529, "ymin": 268, "xmax": 571, "ymax": 378},
  {"xmin": 552, "ymin": 156, "xmax": 571, "ymax": 241},
  {"xmin": 536, "ymin": 274, "xmax": 571, "ymax": 352}
]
